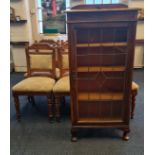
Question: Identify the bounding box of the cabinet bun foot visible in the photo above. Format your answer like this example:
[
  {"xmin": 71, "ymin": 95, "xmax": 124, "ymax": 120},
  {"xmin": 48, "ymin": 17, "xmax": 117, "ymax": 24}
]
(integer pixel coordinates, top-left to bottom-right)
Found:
[
  {"xmin": 56, "ymin": 117, "xmax": 61, "ymax": 122},
  {"xmin": 71, "ymin": 127, "xmax": 78, "ymax": 142},
  {"xmin": 123, "ymin": 135, "xmax": 130, "ymax": 141},
  {"xmin": 122, "ymin": 129, "xmax": 130, "ymax": 141},
  {"xmin": 71, "ymin": 137, "xmax": 77, "ymax": 142}
]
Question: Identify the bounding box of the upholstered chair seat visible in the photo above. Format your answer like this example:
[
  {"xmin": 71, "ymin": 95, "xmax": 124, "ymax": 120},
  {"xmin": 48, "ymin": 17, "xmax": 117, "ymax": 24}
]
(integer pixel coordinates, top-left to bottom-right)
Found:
[
  {"xmin": 53, "ymin": 76, "xmax": 70, "ymax": 93},
  {"xmin": 132, "ymin": 81, "xmax": 139, "ymax": 91},
  {"xmin": 12, "ymin": 77, "xmax": 55, "ymax": 93},
  {"xmin": 131, "ymin": 81, "xmax": 139, "ymax": 119}
]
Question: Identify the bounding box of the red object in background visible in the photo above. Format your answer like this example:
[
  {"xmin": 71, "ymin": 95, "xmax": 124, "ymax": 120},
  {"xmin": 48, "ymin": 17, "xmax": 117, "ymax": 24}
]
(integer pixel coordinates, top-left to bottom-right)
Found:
[{"xmin": 52, "ymin": 0, "xmax": 57, "ymax": 16}]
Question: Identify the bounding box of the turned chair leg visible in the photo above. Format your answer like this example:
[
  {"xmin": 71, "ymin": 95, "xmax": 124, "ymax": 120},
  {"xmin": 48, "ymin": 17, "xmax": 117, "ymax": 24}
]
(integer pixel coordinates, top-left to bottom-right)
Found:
[
  {"xmin": 47, "ymin": 95, "xmax": 54, "ymax": 123},
  {"xmin": 62, "ymin": 96, "xmax": 66, "ymax": 106},
  {"xmin": 122, "ymin": 128, "xmax": 130, "ymax": 141},
  {"xmin": 27, "ymin": 96, "xmax": 31, "ymax": 103},
  {"xmin": 55, "ymin": 95, "xmax": 61, "ymax": 122},
  {"xmin": 131, "ymin": 90, "xmax": 138, "ymax": 119},
  {"xmin": 13, "ymin": 94, "xmax": 21, "ymax": 122},
  {"xmin": 27, "ymin": 96, "xmax": 35, "ymax": 106},
  {"xmin": 71, "ymin": 127, "xmax": 78, "ymax": 142}
]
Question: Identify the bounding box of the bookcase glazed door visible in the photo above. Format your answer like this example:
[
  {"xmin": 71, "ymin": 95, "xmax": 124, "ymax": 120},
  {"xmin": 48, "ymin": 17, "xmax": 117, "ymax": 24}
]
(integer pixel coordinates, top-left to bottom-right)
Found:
[{"xmin": 69, "ymin": 22, "xmax": 133, "ymax": 125}]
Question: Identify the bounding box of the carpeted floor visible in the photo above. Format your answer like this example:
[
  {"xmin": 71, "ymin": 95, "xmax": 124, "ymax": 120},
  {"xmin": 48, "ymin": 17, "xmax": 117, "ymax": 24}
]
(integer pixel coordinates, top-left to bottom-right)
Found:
[{"xmin": 10, "ymin": 69, "xmax": 144, "ymax": 155}]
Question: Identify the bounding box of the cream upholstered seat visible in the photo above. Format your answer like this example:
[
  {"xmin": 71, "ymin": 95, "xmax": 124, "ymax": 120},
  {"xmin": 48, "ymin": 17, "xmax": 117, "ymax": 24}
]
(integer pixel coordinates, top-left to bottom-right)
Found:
[
  {"xmin": 132, "ymin": 81, "xmax": 139, "ymax": 91},
  {"xmin": 12, "ymin": 77, "xmax": 55, "ymax": 93},
  {"xmin": 53, "ymin": 76, "xmax": 70, "ymax": 93},
  {"xmin": 131, "ymin": 81, "xmax": 139, "ymax": 119}
]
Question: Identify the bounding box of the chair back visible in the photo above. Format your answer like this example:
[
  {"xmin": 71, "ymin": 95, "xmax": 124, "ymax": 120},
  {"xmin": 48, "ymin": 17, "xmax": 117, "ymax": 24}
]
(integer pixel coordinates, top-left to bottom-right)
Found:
[
  {"xmin": 25, "ymin": 43, "xmax": 56, "ymax": 78},
  {"xmin": 39, "ymin": 39, "xmax": 59, "ymax": 47},
  {"xmin": 60, "ymin": 40, "xmax": 68, "ymax": 49},
  {"xmin": 57, "ymin": 41, "xmax": 69, "ymax": 77}
]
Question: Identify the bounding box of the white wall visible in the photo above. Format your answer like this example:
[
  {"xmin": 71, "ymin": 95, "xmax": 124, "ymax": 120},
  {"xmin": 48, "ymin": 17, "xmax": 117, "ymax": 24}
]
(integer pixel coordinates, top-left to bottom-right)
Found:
[
  {"xmin": 128, "ymin": 0, "xmax": 144, "ymax": 68},
  {"xmin": 11, "ymin": 0, "xmax": 34, "ymax": 72},
  {"xmin": 10, "ymin": 0, "xmax": 33, "ymax": 43}
]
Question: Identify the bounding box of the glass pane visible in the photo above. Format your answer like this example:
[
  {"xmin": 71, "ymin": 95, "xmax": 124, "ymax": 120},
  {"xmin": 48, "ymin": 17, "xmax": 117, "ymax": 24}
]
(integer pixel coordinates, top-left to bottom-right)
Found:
[
  {"xmin": 112, "ymin": 0, "xmax": 119, "ymax": 4},
  {"xmin": 38, "ymin": 9, "xmax": 43, "ymax": 21},
  {"xmin": 86, "ymin": 0, "xmax": 94, "ymax": 4},
  {"xmin": 38, "ymin": 21, "xmax": 43, "ymax": 33},
  {"xmin": 95, "ymin": 0, "xmax": 102, "ymax": 4},
  {"xmin": 37, "ymin": 0, "xmax": 42, "ymax": 7},
  {"xmin": 103, "ymin": 0, "xmax": 111, "ymax": 4},
  {"xmin": 37, "ymin": 0, "xmax": 66, "ymax": 34},
  {"xmin": 66, "ymin": 0, "xmax": 70, "ymax": 8}
]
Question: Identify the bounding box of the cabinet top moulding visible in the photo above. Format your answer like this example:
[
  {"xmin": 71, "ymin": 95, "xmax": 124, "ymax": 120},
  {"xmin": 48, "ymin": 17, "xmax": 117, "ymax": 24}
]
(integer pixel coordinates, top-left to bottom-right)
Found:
[
  {"xmin": 66, "ymin": 4, "xmax": 138, "ymax": 23},
  {"xmin": 66, "ymin": 4, "xmax": 138, "ymax": 12}
]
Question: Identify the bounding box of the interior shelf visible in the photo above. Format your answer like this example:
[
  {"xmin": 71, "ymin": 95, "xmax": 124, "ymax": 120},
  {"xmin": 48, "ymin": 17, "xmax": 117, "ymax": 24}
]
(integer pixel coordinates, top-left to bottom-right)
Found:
[
  {"xmin": 76, "ymin": 42, "xmax": 127, "ymax": 47},
  {"xmin": 78, "ymin": 118, "xmax": 124, "ymax": 123},
  {"xmin": 78, "ymin": 92, "xmax": 124, "ymax": 101},
  {"xmin": 77, "ymin": 66, "xmax": 126, "ymax": 72}
]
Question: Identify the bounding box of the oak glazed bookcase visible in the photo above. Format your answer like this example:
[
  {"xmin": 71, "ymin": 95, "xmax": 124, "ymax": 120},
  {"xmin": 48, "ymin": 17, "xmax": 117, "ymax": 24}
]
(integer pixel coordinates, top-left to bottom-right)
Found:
[{"xmin": 66, "ymin": 4, "xmax": 138, "ymax": 141}]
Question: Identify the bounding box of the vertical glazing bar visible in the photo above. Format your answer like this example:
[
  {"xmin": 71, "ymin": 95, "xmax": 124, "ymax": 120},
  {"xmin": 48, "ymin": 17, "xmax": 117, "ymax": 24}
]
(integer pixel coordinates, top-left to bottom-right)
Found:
[
  {"xmin": 73, "ymin": 29, "xmax": 78, "ymax": 111},
  {"xmin": 99, "ymin": 28, "xmax": 102, "ymax": 118},
  {"xmin": 112, "ymin": 29, "xmax": 116, "ymax": 99},
  {"xmin": 88, "ymin": 28, "xmax": 90, "ymax": 101},
  {"xmin": 99, "ymin": 28, "xmax": 102, "ymax": 101}
]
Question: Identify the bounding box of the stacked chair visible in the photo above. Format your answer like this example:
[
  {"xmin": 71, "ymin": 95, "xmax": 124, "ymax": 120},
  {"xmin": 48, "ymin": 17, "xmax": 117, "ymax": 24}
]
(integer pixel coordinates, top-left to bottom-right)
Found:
[
  {"xmin": 12, "ymin": 43, "xmax": 56, "ymax": 122},
  {"xmin": 12, "ymin": 40, "xmax": 139, "ymax": 122},
  {"xmin": 53, "ymin": 41, "xmax": 70, "ymax": 122}
]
